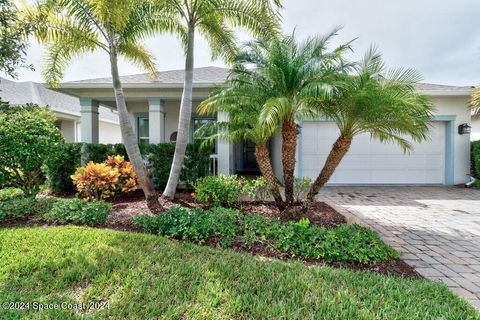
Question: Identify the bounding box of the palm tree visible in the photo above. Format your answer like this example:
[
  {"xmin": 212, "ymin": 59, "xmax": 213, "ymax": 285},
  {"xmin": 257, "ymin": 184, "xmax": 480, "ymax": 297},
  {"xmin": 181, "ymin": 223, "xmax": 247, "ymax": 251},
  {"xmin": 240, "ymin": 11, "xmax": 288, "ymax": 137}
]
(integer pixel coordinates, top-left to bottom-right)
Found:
[
  {"xmin": 160, "ymin": 0, "xmax": 282, "ymax": 199},
  {"xmin": 304, "ymin": 47, "xmax": 435, "ymax": 208},
  {"xmin": 21, "ymin": 0, "xmax": 176, "ymax": 199},
  {"xmin": 231, "ymin": 32, "xmax": 352, "ymax": 207},
  {"xmin": 197, "ymin": 64, "xmax": 284, "ymax": 208},
  {"xmin": 470, "ymin": 88, "xmax": 480, "ymax": 116}
]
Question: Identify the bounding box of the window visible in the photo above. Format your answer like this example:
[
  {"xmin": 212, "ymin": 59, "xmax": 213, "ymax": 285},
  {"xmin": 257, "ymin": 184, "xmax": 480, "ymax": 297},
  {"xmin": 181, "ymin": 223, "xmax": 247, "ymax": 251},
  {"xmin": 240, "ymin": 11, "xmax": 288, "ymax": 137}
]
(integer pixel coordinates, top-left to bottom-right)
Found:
[{"xmin": 137, "ymin": 116, "xmax": 149, "ymax": 144}]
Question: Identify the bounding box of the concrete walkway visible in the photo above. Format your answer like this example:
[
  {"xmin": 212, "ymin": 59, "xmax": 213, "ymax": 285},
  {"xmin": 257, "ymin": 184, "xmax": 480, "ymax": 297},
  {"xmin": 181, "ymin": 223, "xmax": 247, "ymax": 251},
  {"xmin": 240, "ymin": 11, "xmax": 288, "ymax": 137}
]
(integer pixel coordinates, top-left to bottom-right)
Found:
[{"xmin": 317, "ymin": 186, "xmax": 480, "ymax": 309}]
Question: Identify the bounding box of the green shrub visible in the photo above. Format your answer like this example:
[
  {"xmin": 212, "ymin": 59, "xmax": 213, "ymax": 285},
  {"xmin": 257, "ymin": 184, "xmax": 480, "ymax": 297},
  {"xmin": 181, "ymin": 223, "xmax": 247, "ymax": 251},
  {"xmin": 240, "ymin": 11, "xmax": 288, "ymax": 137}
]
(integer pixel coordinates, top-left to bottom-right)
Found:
[
  {"xmin": 0, "ymin": 197, "xmax": 56, "ymax": 222},
  {"xmin": 134, "ymin": 206, "xmax": 398, "ymax": 264},
  {"xmin": 0, "ymin": 187, "xmax": 24, "ymax": 201},
  {"xmin": 85, "ymin": 143, "xmax": 130, "ymax": 163},
  {"xmin": 144, "ymin": 143, "xmax": 175, "ymax": 189},
  {"xmin": 243, "ymin": 176, "xmax": 270, "ymax": 202},
  {"xmin": 0, "ymin": 103, "xmax": 63, "ymax": 196},
  {"xmin": 44, "ymin": 198, "xmax": 111, "ymax": 225},
  {"xmin": 134, "ymin": 206, "xmax": 241, "ymax": 247},
  {"xmin": 46, "ymin": 142, "xmax": 210, "ymax": 194},
  {"xmin": 181, "ymin": 144, "xmax": 211, "ymax": 189},
  {"xmin": 194, "ymin": 175, "xmax": 245, "ymax": 207},
  {"xmin": 293, "ymin": 177, "xmax": 312, "ymax": 202},
  {"xmin": 242, "ymin": 215, "xmax": 399, "ymax": 264},
  {"xmin": 45, "ymin": 143, "xmax": 82, "ymax": 194},
  {"xmin": 321, "ymin": 224, "xmax": 399, "ymax": 264},
  {"xmin": 472, "ymin": 140, "xmax": 480, "ymax": 179}
]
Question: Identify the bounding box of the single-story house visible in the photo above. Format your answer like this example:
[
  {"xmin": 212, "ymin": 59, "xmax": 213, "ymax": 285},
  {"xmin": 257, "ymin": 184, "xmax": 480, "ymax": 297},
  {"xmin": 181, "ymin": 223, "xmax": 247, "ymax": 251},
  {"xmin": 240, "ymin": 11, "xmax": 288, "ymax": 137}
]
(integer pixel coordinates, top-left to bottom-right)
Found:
[
  {"xmin": 0, "ymin": 77, "xmax": 122, "ymax": 143},
  {"xmin": 58, "ymin": 66, "xmax": 475, "ymax": 185}
]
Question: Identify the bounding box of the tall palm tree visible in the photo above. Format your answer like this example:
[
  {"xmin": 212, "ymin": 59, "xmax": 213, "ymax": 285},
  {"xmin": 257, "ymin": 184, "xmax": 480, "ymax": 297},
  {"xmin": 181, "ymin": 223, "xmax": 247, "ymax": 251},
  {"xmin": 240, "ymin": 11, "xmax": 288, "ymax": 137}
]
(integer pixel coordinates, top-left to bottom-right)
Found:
[
  {"xmin": 232, "ymin": 31, "xmax": 352, "ymax": 207},
  {"xmin": 197, "ymin": 64, "xmax": 284, "ymax": 208},
  {"xmin": 21, "ymin": 0, "xmax": 177, "ymax": 199},
  {"xmin": 304, "ymin": 47, "xmax": 435, "ymax": 208},
  {"xmin": 160, "ymin": 0, "xmax": 282, "ymax": 199}
]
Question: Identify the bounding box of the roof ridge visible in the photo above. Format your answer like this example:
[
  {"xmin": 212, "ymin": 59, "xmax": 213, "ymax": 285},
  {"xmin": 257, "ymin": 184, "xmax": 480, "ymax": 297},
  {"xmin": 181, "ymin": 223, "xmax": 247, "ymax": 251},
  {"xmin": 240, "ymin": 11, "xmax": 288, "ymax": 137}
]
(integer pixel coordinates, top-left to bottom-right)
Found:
[
  {"xmin": 417, "ymin": 82, "xmax": 475, "ymax": 88},
  {"xmin": 29, "ymin": 82, "xmax": 42, "ymax": 105}
]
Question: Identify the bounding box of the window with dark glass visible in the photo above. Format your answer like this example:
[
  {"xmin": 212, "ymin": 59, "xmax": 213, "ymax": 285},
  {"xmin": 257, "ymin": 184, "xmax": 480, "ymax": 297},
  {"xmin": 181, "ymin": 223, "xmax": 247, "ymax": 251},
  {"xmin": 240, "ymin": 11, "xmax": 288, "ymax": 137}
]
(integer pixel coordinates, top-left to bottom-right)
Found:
[{"xmin": 137, "ymin": 117, "xmax": 149, "ymax": 144}]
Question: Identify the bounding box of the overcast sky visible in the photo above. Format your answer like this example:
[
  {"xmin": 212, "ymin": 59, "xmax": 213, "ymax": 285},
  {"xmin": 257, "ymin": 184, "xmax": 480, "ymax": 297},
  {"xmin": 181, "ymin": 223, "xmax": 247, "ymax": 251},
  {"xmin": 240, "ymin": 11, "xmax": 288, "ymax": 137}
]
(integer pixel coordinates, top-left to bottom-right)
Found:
[{"xmin": 9, "ymin": 0, "xmax": 480, "ymax": 86}]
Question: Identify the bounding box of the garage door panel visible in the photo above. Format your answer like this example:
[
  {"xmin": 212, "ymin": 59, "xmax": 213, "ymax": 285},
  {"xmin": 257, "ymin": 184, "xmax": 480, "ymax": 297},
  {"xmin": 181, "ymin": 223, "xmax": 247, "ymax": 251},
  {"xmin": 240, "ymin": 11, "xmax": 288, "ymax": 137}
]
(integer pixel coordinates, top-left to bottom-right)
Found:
[
  {"xmin": 301, "ymin": 121, "xmax": 445, "ymax": 185},
  {"xmin": 303, "ymin": 155, "xmax": 324, "ymax": 170}
]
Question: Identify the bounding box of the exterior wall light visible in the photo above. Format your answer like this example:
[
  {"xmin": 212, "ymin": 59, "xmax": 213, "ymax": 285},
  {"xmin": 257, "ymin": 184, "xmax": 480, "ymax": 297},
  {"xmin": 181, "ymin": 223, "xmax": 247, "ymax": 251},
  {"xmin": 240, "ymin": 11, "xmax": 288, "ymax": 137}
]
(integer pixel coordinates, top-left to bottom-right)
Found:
[
  {"xmin": 458, "ymin": 123, "xmax": 471, "ymax": 135},
  {"xmin": 296, "ymin": 123, "xmax": 302, "ymax": 135}
]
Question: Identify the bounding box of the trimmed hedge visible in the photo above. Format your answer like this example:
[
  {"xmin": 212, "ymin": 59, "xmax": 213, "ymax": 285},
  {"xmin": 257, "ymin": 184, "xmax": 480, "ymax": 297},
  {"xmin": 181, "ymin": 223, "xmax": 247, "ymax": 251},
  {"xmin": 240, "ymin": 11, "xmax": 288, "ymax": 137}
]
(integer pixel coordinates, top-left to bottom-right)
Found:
[
  {"xmin": 45, "ymin": 143, "xmax": 210, "ymax": 194},
  {"xmin": 472, "ymin": 140, "xmax": 480, "ymax": 179},
  {"xmin": 45, "ymin": 143, "xmax": 82, "ymax": 194}
]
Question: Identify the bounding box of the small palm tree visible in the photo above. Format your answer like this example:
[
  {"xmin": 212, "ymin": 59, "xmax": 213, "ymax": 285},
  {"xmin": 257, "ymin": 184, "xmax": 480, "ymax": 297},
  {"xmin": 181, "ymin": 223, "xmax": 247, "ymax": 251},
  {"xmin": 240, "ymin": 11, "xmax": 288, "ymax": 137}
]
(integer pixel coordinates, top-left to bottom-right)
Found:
[
  {"xmin": 160, "ymin": 0, "xmax": 282, "ymax": 199},
  {"xmin": 227, "ymin": 31, "xmax": 352, "ymax": 207},
  {"xmin": 21, "ymin": 0, "xmax": 174, "ymax": 198},
  {"xmin": 198, "ymin": 64, "xmax": 284, "ymax": 208},
  {"xmin": 470, "ymin": 88, "xmax": 480, "ymax": 116},
  {"xmin": 304, "ymin": 47, "xmax": 435, "ymax": 207}
]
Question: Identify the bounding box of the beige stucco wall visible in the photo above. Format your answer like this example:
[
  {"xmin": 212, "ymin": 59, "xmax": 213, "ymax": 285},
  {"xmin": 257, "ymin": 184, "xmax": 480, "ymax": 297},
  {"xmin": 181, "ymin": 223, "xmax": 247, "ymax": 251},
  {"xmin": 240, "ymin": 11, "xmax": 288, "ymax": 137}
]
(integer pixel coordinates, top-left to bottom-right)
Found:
[
  {"xmin": 99, "ymin": 121, "xmax": 122, "ymax": 144},
  {"xmin": 59, "ymin": 119, "xmax": 76, "ymax": 142}
]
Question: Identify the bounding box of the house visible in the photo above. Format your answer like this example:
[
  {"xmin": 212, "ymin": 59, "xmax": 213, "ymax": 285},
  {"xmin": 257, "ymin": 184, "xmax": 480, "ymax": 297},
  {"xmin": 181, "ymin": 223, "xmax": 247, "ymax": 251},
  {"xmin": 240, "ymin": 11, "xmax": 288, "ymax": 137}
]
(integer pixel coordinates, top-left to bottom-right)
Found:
[
  {"xmin": 58, "ymin": 66, "xmax": 474, "ymax": 185},
  {"xmin": 0, "ymin": 77, "xmax": 122, "ymax": 143}
]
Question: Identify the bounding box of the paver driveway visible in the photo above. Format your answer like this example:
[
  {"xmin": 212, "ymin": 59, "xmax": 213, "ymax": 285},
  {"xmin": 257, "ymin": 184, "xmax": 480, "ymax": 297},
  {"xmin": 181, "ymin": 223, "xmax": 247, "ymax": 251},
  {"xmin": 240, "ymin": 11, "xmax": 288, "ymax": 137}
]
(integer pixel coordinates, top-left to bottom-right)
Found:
[{"xmin": 317, "ymin": 186, "xmax": 480, "ymax": 308}]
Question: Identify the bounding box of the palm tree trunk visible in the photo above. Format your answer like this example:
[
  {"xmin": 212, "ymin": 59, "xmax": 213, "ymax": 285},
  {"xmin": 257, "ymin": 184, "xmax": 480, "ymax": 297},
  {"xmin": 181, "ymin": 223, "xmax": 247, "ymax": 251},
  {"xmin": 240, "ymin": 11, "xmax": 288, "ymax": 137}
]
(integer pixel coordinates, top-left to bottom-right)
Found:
[
  {"xmin": 255, "ymin": 143, "xmax": 284, "ymax": 209},
  {"xmin": 281, "ymin": 118, "xmax": 297, "ymax": 207},
  {"xmin": 305, "ymin": 135, "xmax": 352, "ymax": 208},
  {"xmin": 109, "ymin": 49, "xmax": 156, "ymax": 198},
  {"xmin": 163, "ymin": 24, "xmax": 195, "ymax": 199}
]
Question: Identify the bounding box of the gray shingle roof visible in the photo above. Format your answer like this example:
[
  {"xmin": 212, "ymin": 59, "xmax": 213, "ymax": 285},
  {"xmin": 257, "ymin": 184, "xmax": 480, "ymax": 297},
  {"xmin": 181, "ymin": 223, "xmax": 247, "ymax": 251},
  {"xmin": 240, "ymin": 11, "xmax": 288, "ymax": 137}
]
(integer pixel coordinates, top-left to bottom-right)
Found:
[
  {"xmin": 64, "ymin": 66, "xmax": 474, "ymax": 95},
  {"xmin": 0, "ymin": 78, "xmax": 119, "ymax": 123},
  {"xmin": 66, "ymin": 66, "xmax": 230, "ymax": 85},
  {"xmin": 413, "ymin": 83, "xmax": 474, "ymax": 93}
]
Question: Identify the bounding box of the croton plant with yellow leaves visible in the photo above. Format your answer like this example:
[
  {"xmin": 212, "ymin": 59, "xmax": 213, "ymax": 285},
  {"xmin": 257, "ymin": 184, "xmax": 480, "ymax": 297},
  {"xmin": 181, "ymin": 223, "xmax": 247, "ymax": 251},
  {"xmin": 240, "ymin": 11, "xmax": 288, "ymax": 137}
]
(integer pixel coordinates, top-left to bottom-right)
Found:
[{"xmin": 71, "ymin": 156, "xmax": 138, "ymax": 201}]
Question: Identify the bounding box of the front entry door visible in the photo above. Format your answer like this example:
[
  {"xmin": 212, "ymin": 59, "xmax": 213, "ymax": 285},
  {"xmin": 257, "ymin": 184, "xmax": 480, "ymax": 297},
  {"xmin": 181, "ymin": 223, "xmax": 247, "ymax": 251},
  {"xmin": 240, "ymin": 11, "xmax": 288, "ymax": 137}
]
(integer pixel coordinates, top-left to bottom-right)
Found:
[{"xmin": 241, "ymin": 140, "xmax": 259, "ymax": 172}]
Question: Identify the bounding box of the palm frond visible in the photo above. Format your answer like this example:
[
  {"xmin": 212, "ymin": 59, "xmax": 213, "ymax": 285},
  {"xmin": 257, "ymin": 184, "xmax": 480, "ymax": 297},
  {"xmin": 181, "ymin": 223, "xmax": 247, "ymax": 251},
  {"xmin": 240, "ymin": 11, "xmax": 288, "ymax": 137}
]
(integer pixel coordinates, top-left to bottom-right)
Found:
[
  {"xmin": 117, "ymin": 41, "xmax": 157, "ymax": 78},
  {"xmin": 469, "ymin": 87, "xmax": 480, "ymax": 115},
  {"xmin": 197, "ymin": 16, "xmax": 239, "ymax": 62},
  {"xmin": 42, "ymin": 40, "xmax": 94, "ymax": 87}
]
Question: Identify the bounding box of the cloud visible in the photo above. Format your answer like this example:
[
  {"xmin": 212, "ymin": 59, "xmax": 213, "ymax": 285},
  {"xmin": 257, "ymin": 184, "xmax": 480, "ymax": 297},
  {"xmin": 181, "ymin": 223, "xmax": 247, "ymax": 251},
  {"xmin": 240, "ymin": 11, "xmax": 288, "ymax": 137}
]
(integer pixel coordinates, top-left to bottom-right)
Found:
[{"xmin": 10, "ymin": 0, "xmax": 480, "ymax": 86}]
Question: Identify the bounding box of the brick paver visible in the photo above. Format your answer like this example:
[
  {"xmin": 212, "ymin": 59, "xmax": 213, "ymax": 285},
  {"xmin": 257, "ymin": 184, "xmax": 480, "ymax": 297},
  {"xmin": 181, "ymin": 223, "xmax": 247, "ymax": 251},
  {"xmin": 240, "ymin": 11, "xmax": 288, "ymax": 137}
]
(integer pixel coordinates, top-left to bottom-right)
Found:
[{"xmin": 317, "ymin": 186, "xmax": 480, "ymax": 308}]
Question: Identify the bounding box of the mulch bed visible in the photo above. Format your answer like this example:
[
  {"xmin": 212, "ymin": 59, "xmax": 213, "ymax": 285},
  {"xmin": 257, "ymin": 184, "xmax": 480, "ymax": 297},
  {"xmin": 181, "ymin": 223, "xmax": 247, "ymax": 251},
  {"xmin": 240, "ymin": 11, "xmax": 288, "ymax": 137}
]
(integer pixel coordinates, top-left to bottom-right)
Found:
[{"xmin": 2, "ymin": 190, "xmax": 420, "ymax": 279}]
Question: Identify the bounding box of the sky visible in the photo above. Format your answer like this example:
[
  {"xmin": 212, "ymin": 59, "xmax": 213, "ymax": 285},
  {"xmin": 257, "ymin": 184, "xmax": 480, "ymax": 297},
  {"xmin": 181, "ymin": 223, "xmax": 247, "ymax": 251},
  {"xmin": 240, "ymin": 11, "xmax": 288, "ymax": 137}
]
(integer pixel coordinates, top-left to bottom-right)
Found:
[{"xmin": 9, "ymin": 0, "xmax": 480, "ymax": 86}]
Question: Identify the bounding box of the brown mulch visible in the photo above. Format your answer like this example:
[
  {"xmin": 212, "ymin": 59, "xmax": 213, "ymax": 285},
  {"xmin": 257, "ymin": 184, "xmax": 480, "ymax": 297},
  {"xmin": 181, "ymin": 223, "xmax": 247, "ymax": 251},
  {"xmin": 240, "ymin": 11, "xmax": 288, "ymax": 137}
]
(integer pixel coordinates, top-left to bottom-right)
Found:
[{"xmin": 2, "ymin": 190, "xmax": 419, "ymax": 279}]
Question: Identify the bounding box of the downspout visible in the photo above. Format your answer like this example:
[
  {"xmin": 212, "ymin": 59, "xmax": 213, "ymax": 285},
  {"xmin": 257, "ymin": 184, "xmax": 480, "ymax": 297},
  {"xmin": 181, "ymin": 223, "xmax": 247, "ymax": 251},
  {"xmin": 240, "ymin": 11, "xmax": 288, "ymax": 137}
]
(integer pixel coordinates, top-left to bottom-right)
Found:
[{"xmin": 465, "ymin": 175, "xmax": 477, "ymax": 188}]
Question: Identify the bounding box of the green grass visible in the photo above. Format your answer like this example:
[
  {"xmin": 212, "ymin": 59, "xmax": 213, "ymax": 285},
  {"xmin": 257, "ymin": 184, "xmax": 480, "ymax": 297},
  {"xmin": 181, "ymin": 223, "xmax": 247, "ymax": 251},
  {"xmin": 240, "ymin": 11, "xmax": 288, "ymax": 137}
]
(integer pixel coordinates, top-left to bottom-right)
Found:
[{"xmin": 0, "ymin": 227, "xmax": 478, "ymax": 319}]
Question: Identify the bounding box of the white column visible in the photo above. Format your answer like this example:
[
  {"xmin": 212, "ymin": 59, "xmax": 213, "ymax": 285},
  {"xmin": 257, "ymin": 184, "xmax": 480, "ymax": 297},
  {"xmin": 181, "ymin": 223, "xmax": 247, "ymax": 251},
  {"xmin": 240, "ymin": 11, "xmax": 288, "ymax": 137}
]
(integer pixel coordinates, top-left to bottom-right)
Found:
[
  {"xmin": 148, "ymin": 98, "xmax": 165, "ymax": 144},
  {"xmin": 80, "ymin": 98, "xmax": 99, "ymax": 143},
  {"xmin": 217, "ymin": 111, "xmax": 231, "ymax": 175}
]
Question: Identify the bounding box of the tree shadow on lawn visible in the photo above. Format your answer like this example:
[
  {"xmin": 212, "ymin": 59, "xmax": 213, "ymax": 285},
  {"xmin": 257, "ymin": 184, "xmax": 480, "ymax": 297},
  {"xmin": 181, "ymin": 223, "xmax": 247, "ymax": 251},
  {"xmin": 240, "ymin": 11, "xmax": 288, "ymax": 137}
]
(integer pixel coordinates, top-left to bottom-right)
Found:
[{"xmin": 0, "ymin": 226, "xmax": 477, "ymax": 319}]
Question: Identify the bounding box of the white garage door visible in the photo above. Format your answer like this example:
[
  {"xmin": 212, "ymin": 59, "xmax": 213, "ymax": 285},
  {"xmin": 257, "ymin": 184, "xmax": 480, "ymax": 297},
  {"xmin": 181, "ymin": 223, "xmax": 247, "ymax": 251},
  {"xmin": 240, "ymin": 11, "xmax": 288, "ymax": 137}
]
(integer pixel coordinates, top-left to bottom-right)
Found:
[{"xmin": 301, "ymin": 122, "xmax": 445, "ymax": 184}]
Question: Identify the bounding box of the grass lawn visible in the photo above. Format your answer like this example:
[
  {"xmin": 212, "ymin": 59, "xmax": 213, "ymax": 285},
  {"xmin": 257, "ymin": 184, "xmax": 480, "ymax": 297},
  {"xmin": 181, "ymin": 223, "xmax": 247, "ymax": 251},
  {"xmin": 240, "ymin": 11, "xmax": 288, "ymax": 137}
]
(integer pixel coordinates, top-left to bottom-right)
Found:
[{"xmin": 0, "ymin": 227, "xmax": 478, "ymax": 319}]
